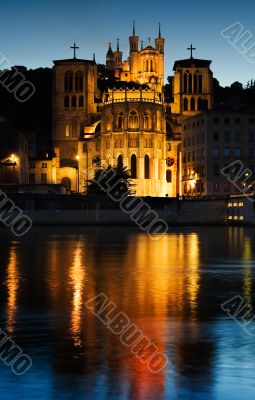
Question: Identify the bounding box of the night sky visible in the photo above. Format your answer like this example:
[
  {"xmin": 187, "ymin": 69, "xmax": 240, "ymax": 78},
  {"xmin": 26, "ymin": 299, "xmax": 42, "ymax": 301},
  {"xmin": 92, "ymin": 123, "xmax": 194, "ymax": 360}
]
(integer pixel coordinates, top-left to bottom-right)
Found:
[{"xmin": 1, "ymin": 0, "xmax": 255, "ymax": 86}]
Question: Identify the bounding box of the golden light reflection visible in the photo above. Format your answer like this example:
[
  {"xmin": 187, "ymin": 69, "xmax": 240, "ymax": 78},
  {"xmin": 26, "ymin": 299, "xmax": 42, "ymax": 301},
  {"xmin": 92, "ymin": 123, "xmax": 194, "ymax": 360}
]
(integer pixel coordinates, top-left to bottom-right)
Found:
[
  {"xmin": 69, "ymin": 243, "xmax": 85, "ymax": 347},
  {"xmin": 6, "ymin": 247, "xmax": 19, "ymax": 335},
  {"xmin": 243, "ymin": 236, "xmax": 252, "ymax": 304}
]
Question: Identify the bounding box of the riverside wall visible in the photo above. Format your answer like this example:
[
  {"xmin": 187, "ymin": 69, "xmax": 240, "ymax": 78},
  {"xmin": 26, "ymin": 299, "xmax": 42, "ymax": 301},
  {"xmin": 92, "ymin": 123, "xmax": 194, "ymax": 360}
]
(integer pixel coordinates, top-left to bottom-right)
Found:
[{"xmin": 0, "ymin": 194, "xmax": 228, "ymax": 226}]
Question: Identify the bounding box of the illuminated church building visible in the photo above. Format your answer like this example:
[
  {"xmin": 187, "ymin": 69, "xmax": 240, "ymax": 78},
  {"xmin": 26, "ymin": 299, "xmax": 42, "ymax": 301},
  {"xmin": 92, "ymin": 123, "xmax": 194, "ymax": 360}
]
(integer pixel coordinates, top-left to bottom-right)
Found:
[{"xmin": 50, "ymin": 24, "xmax": 214, "ymax": 196}]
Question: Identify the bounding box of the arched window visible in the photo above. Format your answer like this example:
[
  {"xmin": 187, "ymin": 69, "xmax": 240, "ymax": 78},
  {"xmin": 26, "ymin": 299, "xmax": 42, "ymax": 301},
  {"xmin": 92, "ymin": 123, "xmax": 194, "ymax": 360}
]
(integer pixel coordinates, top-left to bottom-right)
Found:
[
  {"xmin": 191, "ymin": 97, "xmax": 195, "ymax": 111},
  {"xmin": 65, "ymin": 123, "xmax": 70, "ymax": 137},
  {"xmin": 78, "ymin": 95, "xmax": 84, "ymax": 109},
  {"xmin": 146, "ymin": 59, "xmax": 149, "ymax": 72},
  {"xmin": 183, "ymin": 98, "xmax": 188, "ymax": 111},
  {"xmin": 129, "ymin": 111, "xmax": 139, "ymax": 129},
  {"xmin": 188, "ymin": 73, "xmax": 192, "ymax": 93},
  {"xmin": 131, "ymin": 154, "xmax": 137, "ymax": 178},
  {"xmin": 144, "ymin": 155, "xmax": 150, "ymax": 179},
  {"xmin": 71, "ymin": 95, "xmax": 76, "ymax": 109},
  {"xmin": 72, "ymin": 120, "xmax": 77, "ymax": 137},
  {"xmin": 61, "ymin": 177, "xmax": 71, "ymax": 190},
  {"xmin": 198, "ymin": 97, "xmax": 203, "ymax": 111},
  {"xmin": 166, "ymin": 170, "xmax": 172, "ymax": 183},
  {"xmin": 117, "ymin": 154, "xmax": 123, "ymax": 168},
  {"xmin": 64, "ymin": 71, "xmax": 73, "ymax": 92},
  {"xmin": 194, "ymin": 74, "xmax": 198, "ymax": 94},
  {"xmin": 75, "ymin": 71, "xmax": 83, "ymax": 91},
  {"xmin": 199, "ymin": 75, "xmax": 203, "ymax": 93},
  {"xmin": 184, "ymin": 73, "xmax": 188, "ymax": 93},
  {"xmin": 118, "ymin": 112, "xmax": 124, "ymax": 129},
  {"xmin": 64, "ymin": 96, "xmax": 69, "ymax": 109},
  {"xmin": 150, "ymin": 59, "xmax": 153, "ymax": 72},
  {"xmin": 143, "ymin": 112, "xmax": 149, "ymax": 129}
]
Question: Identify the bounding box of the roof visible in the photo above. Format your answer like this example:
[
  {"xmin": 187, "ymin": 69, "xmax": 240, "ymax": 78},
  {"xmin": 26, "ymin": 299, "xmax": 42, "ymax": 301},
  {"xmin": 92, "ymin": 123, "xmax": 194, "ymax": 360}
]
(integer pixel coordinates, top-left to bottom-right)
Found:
[
  {"xmin": 173, "ymin": 58, "xmax": 212, "ymax": 71},
  {"xmin": 53, "ymin": 58, "xmax": 96, "ymax": 65},
  {"xmin": 142, "ymin": 45, "xmax": 156, "ymax": 51}
]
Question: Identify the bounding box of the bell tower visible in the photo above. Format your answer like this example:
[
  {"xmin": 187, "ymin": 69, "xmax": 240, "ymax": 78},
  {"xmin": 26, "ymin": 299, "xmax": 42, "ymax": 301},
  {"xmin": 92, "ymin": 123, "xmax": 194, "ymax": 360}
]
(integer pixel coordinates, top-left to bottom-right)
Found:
[{"xmin": 129, "ymin": 21, "xmax": 139, "ymax": 53}]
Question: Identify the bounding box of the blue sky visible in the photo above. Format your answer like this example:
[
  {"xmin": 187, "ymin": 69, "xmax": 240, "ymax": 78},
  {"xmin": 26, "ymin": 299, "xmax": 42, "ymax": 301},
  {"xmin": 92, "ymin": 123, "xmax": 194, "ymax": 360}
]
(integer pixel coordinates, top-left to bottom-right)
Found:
[{"xmin": 1, "ymin": 0, "xmax": 255, "ymax": 86}]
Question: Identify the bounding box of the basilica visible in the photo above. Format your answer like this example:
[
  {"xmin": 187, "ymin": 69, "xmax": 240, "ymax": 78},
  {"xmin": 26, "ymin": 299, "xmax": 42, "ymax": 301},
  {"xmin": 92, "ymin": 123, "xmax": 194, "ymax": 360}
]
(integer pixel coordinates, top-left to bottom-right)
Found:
[{"xmin": 2, "ymin": 24, "xmax": 254, "ymax": 197}]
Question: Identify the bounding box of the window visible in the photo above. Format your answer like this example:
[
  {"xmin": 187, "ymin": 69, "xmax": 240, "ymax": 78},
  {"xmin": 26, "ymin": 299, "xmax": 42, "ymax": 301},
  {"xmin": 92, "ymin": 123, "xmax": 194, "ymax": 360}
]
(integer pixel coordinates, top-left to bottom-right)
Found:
[
  {"xmin": 75, "ymin": 71, "xmax": 83, "ymax": 91},
  {"xmin": 192, "ymin": 151, "xmax": 195, "ymax": 161},
  {"xmin": 235, "ymin": 131, "xmax": 241, "ymax": 143},
  {"xmin": 117, "ymin": 154, "xmax": 123, "ymax": 168},
  {"xmin": 224, "ymin": 118, "xmax": 230, "ymax": 124},
  {"xmin": 72, "ymin": 120, "xmax": 77, "ymax": 137},
  {"xmin": 190, "ymin": 97, "xmax": 195, "ymax": 111},
  {"xmin": 224, "ymin": 147, "xmax": 230, "ymax": 159},
  {"xmin": 212, "ymin": 147, "xmax": 220, "ymax": 159},
  {"xmin": 65, "ymin": 123, "xmax": 70, "ymax": 137},
  {"xmin": 183, "ymin": 98, "xmax": 188, "ymax": 111},
  {"xmin": 131, "ymin": 154, "xmax": 137, "ymax": 178},
  {"xmin": 64, "ymin": 71, "xmax": 73, "ymax": 92},
  {"xmin": 188, "ymin": 152, "xmax": 190, "ymax": 162},
  {"xmin": 167, "ymin": 142, "xmax": 171, "ymax": 151},
  {"xmin": 42, "ymin": 162, "xmax": 47, "ymax": 168},
  {"xmin": 213, "ymin": 164, "xmax": 220, "ymax": 176},
  {"xmin": 214, "ymin": 117, "xmax": 219, "ymax": 124},
  {"xmin": 106, "ymin": 140, "xmax": 110, "ymax": 149},
  {"xmin": 224, "ymin": 131, "xmax": 230, "ymax": 142},
  {"xmin": 249, "ymin": 118, "xmax": 255, "ymax": 125},
  {"xmin": 234, "ymin": 148, "xmax": 241, "ymax": 158},
  {"xmin": 41, "ymin": 173, "xmax": 47, "ymax": 184},
  {"xmin": 197, "ymin": 134, "xmax": 200, "ymax": 144},
  {"xmin": 166, "ymin": 170, "xmax": 172, "ymax": 183},
  {"xmin": 184, "ymin": 73, "xmax": 188, "ymax": 93},
  {"xmin": 248, "ymin": 132, "xmax": 254, "ymax": 143},
  {"xmin": 213, "ymin": 131, "xmax": 219, "ymax": 142},
  {"xmin": 144, "ymin": 139, "xmax": 153, "ymax": 148},
  {"xmin": 129, "ymin": 111, "xmax": 139, "ymax": 129},
  {"xmin": 143, "ymin": 112, "xmax": 149, "ymax": 129},
  {"xmin": 78, "ymin": 96, "xmax": 84, "ymax": 109},
  {"xmin": 64, "ymin": 96, "xmax": 69, "ymax": 109},
  {"xmin": 144, "ymin": 155, "xmax": 150, "ymax": 179},
  {"xmin": 71, "ymin": 95, "xmax": 76, "ymax": 109},
  {"xmin": 118, "ymin": 113, "xmax": 124, "ymax": 129},
  {"xmin": 235, "ymin": 118, "xmax": 241, "ymax": 124}
]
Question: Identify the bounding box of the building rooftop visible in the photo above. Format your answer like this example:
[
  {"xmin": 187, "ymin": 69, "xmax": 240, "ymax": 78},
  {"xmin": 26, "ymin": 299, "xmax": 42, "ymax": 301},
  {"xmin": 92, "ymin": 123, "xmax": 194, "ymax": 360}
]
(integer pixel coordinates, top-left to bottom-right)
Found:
[{"xmin": 173, "ymin": 58, "xmax": 212, "ymax": 71}]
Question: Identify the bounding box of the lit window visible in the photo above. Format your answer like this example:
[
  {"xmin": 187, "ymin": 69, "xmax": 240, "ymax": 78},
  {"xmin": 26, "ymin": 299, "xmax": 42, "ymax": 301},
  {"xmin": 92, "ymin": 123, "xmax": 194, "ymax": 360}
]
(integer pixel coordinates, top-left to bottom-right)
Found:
[
  {"xmin": 239, "ymin": 216, "xmax": 244, "ymax": 220},
  {"xmin": 228, "ymin": 203, "xmax": 233, "ymax": 207},
  {"xmin": 228, "ymin": 216, "xmax": 233, "ymax": 220},
  {"xmin": 233, "ymin": 203, "xmax": 238, "ymax": 207},
  {"xmin": 234, "ymin": 216, "xmax": 238, "ymax": 220},
  {"xmin": 239, "ymin": 203, "xmax": 244, "ymax": 207}
]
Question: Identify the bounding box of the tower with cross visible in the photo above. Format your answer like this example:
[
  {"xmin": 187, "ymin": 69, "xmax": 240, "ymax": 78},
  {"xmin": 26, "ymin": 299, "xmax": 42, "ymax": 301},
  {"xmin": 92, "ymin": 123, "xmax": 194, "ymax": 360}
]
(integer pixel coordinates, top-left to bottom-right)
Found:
[
  {"xmin": 187, "ymin": 44, "xmax": 196, "ymax": 59},
  {"xmin": 70, "ymin": 43, "xmax": 79, "ymax": 59}
]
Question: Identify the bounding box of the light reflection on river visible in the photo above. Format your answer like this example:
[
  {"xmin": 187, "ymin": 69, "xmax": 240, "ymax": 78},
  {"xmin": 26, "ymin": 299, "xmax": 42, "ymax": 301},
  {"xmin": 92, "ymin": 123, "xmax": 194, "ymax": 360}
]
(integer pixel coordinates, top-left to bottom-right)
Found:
[{"xmin": 0, "ymin": 226, "xmax": 255, "ymax": 400}]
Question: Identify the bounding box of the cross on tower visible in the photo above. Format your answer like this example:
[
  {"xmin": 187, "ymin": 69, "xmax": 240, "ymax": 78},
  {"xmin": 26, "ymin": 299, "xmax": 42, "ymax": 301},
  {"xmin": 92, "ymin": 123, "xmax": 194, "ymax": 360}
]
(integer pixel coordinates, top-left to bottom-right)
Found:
[
  {"xmin": 71, "ymin": 42, "xmax": 79, "ymax": 59},
  {"xmin": 187, "ymin": 44, "xmax": 196, "ymax": 59}
]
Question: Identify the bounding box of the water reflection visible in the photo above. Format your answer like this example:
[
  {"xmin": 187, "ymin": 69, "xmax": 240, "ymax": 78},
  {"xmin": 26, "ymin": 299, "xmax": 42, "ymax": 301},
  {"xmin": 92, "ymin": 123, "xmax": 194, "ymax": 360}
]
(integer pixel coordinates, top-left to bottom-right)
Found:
[
  {"xmin": 6, "ymin": 246, "xmax": 19, "ymax": 334},
  {"xmin": 0, "ymin": 227, "xmax": 255, "ymax": 400}
]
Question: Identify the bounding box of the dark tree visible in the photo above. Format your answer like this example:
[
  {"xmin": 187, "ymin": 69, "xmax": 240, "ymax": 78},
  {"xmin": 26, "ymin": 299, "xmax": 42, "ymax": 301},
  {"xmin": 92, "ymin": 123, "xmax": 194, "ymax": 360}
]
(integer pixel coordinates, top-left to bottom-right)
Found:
[{"xmin": 84, "ymin": 164, "xmax": 135, "ymax": 196}]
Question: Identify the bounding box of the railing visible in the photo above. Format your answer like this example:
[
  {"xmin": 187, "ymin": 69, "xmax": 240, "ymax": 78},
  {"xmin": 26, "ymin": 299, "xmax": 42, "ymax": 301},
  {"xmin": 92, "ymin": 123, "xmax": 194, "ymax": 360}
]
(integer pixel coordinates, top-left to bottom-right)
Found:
[{"xmin": 104, "ymin": 98, "xmax": 162, "ymax": 105}]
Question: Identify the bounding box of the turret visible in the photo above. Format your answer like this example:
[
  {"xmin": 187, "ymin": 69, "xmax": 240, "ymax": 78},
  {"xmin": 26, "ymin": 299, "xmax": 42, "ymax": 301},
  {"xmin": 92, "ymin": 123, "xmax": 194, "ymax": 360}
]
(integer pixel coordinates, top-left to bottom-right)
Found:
[
  {"xmin": 129, "ymin": 21, "xmax": 139, "ymax": 53},
  {"xmin": 155, "ymin": 23, "xmax": 165, "ymax": 54},
  {"xmin": 106, "ymin": 42, "xmax": 114, "ymax": 70},
  {"xmin": 114, "ymin": 38, "xmax": 123, "ymax": 67}
]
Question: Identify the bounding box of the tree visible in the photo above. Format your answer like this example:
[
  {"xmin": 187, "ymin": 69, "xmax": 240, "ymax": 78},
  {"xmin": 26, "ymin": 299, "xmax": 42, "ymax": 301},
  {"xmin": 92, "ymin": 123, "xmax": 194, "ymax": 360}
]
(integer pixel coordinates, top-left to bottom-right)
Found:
[{"xmin": 84, "ymin": 164, "xmax": 135, "ymax": 195}]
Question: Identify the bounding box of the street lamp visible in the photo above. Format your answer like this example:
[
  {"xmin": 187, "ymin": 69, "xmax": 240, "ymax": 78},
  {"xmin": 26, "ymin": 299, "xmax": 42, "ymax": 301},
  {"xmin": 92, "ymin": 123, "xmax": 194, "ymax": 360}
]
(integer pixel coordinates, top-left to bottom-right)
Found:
[{"xmin": 75, "ymin": 155, "xmax": 80, "ymax": 193}]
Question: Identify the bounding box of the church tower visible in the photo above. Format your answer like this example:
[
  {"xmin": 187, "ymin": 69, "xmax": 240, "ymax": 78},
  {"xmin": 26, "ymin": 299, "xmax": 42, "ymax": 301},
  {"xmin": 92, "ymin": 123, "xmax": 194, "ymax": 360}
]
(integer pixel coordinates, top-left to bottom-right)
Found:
[
  {"xmin": 171, "ymin": 45, "xmax": 214, "ymax": 115},
  {"xmin": 106, "ymin": 43, "xmax": 115, "ymax": 70},
  {"xmin": 114, "ymin": 39, "xmax": 123, "ymax": 67}
]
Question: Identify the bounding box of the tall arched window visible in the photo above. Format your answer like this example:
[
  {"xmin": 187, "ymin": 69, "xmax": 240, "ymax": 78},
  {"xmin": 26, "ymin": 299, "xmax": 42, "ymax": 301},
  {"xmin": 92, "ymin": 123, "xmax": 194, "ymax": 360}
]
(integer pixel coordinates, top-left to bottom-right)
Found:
[
  {"xmin": 191, "ymin": 97, "xmax": 195, "ymax": 111},
  {"xmin": 118, "ymin": 112, "xmax": 124, "ymax": 129},
  {"xmin": 80, "ymin": 122, "xmax": 84, "ymax": 135},
  {"xmin": 199, "ymin": 75, "xmax": 203, "ymax": 93},
  {"xmin": 146, "ymin": 59, "xmax": 149, "ymax": 72},
  {"xmin": 64, "ymin": 96, "xmax": 69, "ymax": 109},
  {"xmin": 131, "ymin": 154, "xmax": 137, "ymax": 178},
  {"xmin": 183, "ymin": 98, "xmax": 188, "ymax": 111},
  {"xmin": 166, "ymin": 170, "xmax": 172, "ymax": 183},
  {"xmin": 65, "ymin": 123, "xmax": 70, "ymax": 137},
  {"xmin": 188, "ymin": 73, "xmax": 193, "ymax": 93},
  {"xmin": 184, "ymin": 73, "xmax": 188, "ymax": 93},
  {"xmin": 71, "ymin": 95, "xmax": 76, "ymax": 109},
  {"xmin": 75, "ymin": 71, "xmax": 83, "ymax": 91},
  {"xmin": 143, "ymin": 112, "xmax": 149, "ymax": 129},
  {"xmin": 144, "ymin": 155, "xmax": 150, "ymax": 179},
  {"xmin": 78, "ymin": 96, "xmax": 84, "ymax": 109},
  {"xmin": 194, "ymin": 74, "xmax": 198, "ymax": 93},
  {"xmin": 198, "ymin": 97, "xmax": 203, "ymax": 111},
  {"xmin": 72, "ymin": 120, "xmax": 77, "ymax": 137},
  {"xmin": 117, "ymin": 154, "xmax": 123, "ymax": 168},
  {"xmin": 64, "ymin": 71, "xmax": 73, "ymax": 92},
  {"xmin": 150, "ymin": 59, "xmax": 153, "ymax": 72},
  {"xmin": 129, "ymin": 111, "xmax": 139, "ymax": 129}
]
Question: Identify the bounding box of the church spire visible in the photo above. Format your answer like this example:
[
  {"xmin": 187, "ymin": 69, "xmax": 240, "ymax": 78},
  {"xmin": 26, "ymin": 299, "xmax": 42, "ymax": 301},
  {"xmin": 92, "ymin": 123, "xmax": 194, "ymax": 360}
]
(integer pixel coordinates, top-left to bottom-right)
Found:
[
  {"xmin": 158, "ymin": 23, "xmax": 161, "ymax": 38},
  {"xmin": 133, "ymin": 20, "xmax": 135, "ymax": 36},
  {"xmin": 117, "ymin": 38, "xmax": 120, "ymax": 52}
]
